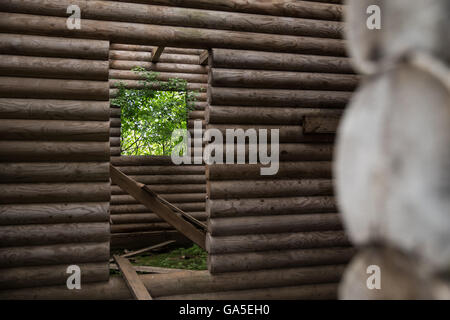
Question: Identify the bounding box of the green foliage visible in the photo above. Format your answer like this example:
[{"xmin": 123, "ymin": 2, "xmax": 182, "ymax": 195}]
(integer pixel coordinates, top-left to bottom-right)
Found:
[
  {"xmin": 131, "ymin": 245, "xmax": 207, "ymax": 270},
  {"xmin": 112, "ymin": 67, "xmax": 197, "ymax": 155}
]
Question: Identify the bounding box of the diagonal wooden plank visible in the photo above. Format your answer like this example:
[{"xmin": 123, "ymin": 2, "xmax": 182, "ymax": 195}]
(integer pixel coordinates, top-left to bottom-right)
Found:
[
  {"xmin": 199, "ymin": 50, "xmax": 209, "ymax": 65},
  {"xmin": 113, "ymin": 255, "xmax": 152, "ymax": 300},
  {"xmin": 151, "ymin": 46, "xmax": 165, "ymax": 62},
  {"xmin": 110, "ymin": 165, "xmax": 206, "ymax": 249}
]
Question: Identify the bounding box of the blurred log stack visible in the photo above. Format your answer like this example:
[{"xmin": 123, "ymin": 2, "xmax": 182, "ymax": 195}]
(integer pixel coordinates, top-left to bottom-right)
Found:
[{"xmin": 336, "ymin": 0, "xmax": 450, "ymax": 299}]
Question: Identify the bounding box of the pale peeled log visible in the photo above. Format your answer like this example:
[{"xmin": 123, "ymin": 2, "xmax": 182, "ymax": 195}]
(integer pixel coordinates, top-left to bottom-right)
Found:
[
  {"xmin": 345, "ymin": 0, "xmax": 450, "ymax": 74},
  {"xmin": 334, "ymin": 63, "xmax": 450, "ymax": 271}
]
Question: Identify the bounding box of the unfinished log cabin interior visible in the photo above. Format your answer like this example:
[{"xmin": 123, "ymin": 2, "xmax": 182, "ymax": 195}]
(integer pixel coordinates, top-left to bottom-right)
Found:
[{"xmin": 0, "ymin": 0, "xmax": 448, "ymax": 300}]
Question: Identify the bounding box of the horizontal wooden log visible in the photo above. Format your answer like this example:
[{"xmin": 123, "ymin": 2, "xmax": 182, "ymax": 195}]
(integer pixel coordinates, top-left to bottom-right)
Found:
[
  {"xmin": 110, "ymin": 118, "xmax": 121, "ymax": 128},
  {"xmin": 206, "ymin": 231, "xmax": 350, "ymax": 254},
  {"xmin": 110, "ymin": 60, "xmax": 208, "ymax": 74},
  {"xmin": 110, "ymin": 140, "xmax": 120, "ymax": 150},
  {"xmin": 0, "ymin": 162, "xmax": 109, "ymax": 183},
  {"xmin": 111, "ymin": 212, "xmax": 207, "ymax": 225},
  {"xmin": 109, "ymin": 69, "xmax": 208, "ymax": 83},
  {"xmin": 0, "ymin": 98, "xmax": 109, "ymax": 121},
  {"xmin": 6, "ymin": 0, "xmax": 344, "ymax": 38},
  {"xmin": 0, "ymin": 182, "xmax": 110, "ymax": 204},
  {"xmin": 208, "ymin": 87, "xmax": 351, "ymax": 107},
  {"xmin": 111, "ymin": 44, "xmax": 203, "ymax": 55},
  {"xmin": 209, "ymin": 213, "xmax": 342, "ymax": 236},
  {"xmin": 192, "ymin": 102, "xmax": 207, "ymax": 110},
  {"xmin": 209, "ymin": 68, "xmax": 359, "ymax": 90},
  {"xmin": 110, "ymin": 147, "xmax": 121, "ymax": 156},
  {"xmin": 111, "ymin": 184, "xmax": 206, "ymax": 195},
  {"xmin": 209, "ymin": 247, "xmax": 355, "ymax": 273},
  {"xmin": 111, "ymin": 222, "xmax": 175, "ymax": 233},
  {"xmin": 207, "ymin": 161, "xmax": 332, "ymax": 180},
  {"xmin": 0, "ymin": 141, "xmax": 109, "ymax": 162},
  {"xmin": 0, "ymin": 119, "xmax": 109, "ymax": 141},
  {"xmin": 112, "ymin": 0, "xmax": 343, "ymax": 21},
  {"xmin": 0, "ymin": 222, "xmax": 110, "ymax": 247},
  {"xmin": 127, "ymin": 174, "xmax": 205, "ymax": 185},
  {"xmin": 110, "ymin": 50, "xmax": 151, "ymax": 61},
  {"xmin": 207, "ymin": 124, "xmax": 335, "ymax": 143},
  {"xmin": 109, "ymin": 79, "xmax": 207, "ymax": 91},
  {"xmin": 0, "ymin": 13, "xmax": 346, "ymax": 56},
  {"xmin": 189, "ymin": 111, "xmax": 205, "ymax": 120},
  {"xmin": 208, "ymin": 196, "xmax": 336, "ymax": 218},
  {"xmin": 157, "ymin": 54, "xmax": 200, "ymax": 65},
  {"xmin": 0, "ymin": 202, "xmax": 109, "ymax": 226},
  {"xmin": 0, "ymin": 54, "xmax": 109, "ymax": 80},
  {"xmin": 0, "ymin": 76, "xmax": 109, "ymax": 100},
  {"xmin": 112, "ymin": 193, "xmax": 205, "ymax": 205},
  {"xmin": 304, "ymin": 115, "xmax": 340, "ymax": 134},
  {"xmin": 207, "ymin": 105, "xmax": 343, "ymax": 125},
  {"xmin": 116, "ymin": 165, "xmax": 204, "ymax": 175},
  {"xmin": 0, "ymin": 265, "xmax": 345, "ymax": 299},
  {"xmin": 110, "ymin": 107, "xmax": 121, "ymax": 118},
  {"xmin": 159, "ymin": 283, "xmax": 339, "ymax": 300},
  {"xmin": 0, "ymin": 33, "xmax": 109, "ymax": 59},
  {"xmin": 0, "ymin": 242, "xmax": 110, "ymax": 268},
  {"xmin": 110, "ymin": 202, "xmax": 205, "ymax": 214},
  {"xmin": 210, "ymin": 49, "xmax": 354, "ymax": 73},
  {"xmin": 208, "ymin": 179, "xmax": 333, "ymax": 199},
  {"xmin": 111, "ymin": 155, "xmax": 172, "ymax": 166},
  {"xmin": 0, "ymin": 262, "xmax": 109, "ymax": 290}
]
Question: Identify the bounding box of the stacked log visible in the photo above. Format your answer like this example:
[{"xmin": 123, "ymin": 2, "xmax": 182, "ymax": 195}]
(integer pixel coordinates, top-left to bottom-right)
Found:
[
  {"xmin": 206, "ymin": 44, "xmax": 358, "ymax": 295},
  {"xmin": 0, "ymin": 33, "xmax": 110, "ymax": 290}
]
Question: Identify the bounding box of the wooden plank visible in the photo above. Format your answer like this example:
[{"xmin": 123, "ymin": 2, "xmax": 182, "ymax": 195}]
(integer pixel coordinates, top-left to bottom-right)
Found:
[
  {"xmin": 113, "ymin": 255, "xmax": 152, "ymax": 300},
  {"xmin": 121, "ymin": 240, "xmax": 175, "ymax": 258},
  {"xmin": 199, "ymin": 50, "xmax": 209, "ymax": 65},
  {"xmin": 151, "ymin": 46, "xmax": 165, "ymax": 62},
  {"xmin": 110, "ymin": 165, "xmax": 206, "ymax": 249},
  {"xmin": 109, "ymin": 263, "xmax": 188, "ymax": 274}
]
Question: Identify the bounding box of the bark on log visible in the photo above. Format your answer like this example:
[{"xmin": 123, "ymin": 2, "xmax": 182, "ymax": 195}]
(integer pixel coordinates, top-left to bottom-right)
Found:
[
  {"xmin": 0, "ymin": 162, "xmax": 109, "ymax": 183},
  {"xmin": 111, "ymin": 184, "xmax": 206, "ymax": 194},
  {"xmin": 206, "ymin": 231, "xmax": 350, "ymax": 254},
  {"xmin": 0, "ymin": 141, "xmax": 110, "ymax": 161},
  {"xmin": 115, "ymin": 165, "xmax": 204, "ymax": 175},
  {"xmin": 0, "ymin": 202, "xmax": 109, "ymax": 226},
  {"xmin": 209, "ymin": 68, "xmax": 359, "ymax": 90},
  {"xmin": 208, "ymin": 247, "xmax": 355, "ymax": 273},
  {"xmin": 128, "ymin": 174, "xmax": 205, "ymax": 185},
  {"xmin": 209, "ymin": 213, "xmax": 342, "ymax": 236},
  {"xmin": 0, "ymin": 119, "xmax": 109, "ymax": 141},
  {"xmin": 208, "ymin": 196, "xmax": 336, "ymax": 218},
  {"xmin": 210, "ymin": 49, "xmax": 354, "ymax": 73},
  {"xmin": 208, "ymin": 87, "xmax": 351, "ymax": 107},
  {"xmin": 111, "ymin": 193, "xmax": 205, "ymax": 205},
  {"xmin": 0, "ymin": 33, "xmax": 109, "ymax": 59},
  {"xmin": 110, "ymin": 202, "xmax": 205, "ymax": 214},
  {"xmin": 111, "ymin": 212, "xmax": 207, "ymax": 225},
  {"xmin": 0, "ymin": 98, "xmax": 109, "ymax": 121},
  {"xmin": 0, "ymin": 13, "xmax": 346, "ymax": 56},
  {"xmin": 0, "ymin": 54, "xmax": 109, "ymax": 80},
  {"xmin": 110, "ymin": 44, "xmax": 203, "ymax": 55},
  {"xmin": 0, "ymin": 77, "xmax": 109, "ymax": 101}
]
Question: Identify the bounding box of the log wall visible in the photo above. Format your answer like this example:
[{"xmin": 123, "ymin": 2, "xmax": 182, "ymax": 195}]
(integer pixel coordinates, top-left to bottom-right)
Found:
[
  {"xmin": 205, "ymin": 45, "xmax": 359, "ymax": 289},
  {"xmin": 0, "ymin": 33, "xmax": 111, "ymax": 290}
]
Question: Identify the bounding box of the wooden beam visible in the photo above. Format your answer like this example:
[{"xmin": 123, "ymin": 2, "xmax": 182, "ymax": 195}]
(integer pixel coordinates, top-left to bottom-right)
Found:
[
  {"xmin": 109, "ymin": 264, "xmax": 189, "ymax": 274},
  {"xmin": 110, "ymin": 165, "xmax": 206, "ymax": 249},
  {"xmin": 113, "ymin": 255, "xmax": 152, "ymax": 300},
  {"xmin": 151, "ymin": 46, "xmax": 165, "ymax": 63},
  {"xmin": 121, "ymin": 240, "xmax": 176, "ymax": 258},
  {"xmin": 199, "ymin": 50, "xmax": 209, "ymax": 65}
]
